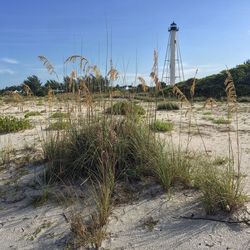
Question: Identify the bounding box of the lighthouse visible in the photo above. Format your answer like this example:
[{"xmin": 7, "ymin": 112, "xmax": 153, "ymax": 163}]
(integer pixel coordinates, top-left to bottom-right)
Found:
[{"xmin": 162, "ymin": 22, "xmax": 184, "ymax": 85}]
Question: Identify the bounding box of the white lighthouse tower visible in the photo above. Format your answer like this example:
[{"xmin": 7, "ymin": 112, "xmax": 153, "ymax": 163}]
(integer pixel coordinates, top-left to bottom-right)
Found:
[{"xmin": 161, "ymin": 22, "xmax": 184, "ymax": 85}]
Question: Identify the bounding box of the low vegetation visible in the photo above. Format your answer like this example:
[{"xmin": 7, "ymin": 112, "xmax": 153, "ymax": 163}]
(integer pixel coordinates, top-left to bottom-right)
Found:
[
  {"xmin": 150, "ymin": 120, "xmax": 173, "ymax": 132},
  {"xmin": 43, "ymin": 115, "xmax": 246, "ymax": 213},
  {"xmin": 0, "ymin": 116, "xmax": 32, "ymax": 134},
  {"xmin": 202, "ymin": 116, "xmax": 231, "ymax": 125},
  {"xmin": 50, "ymin": 112, "xmax": 69, "ymax": 119},
  {"xmin": 213, "ymin": 117, "xmax": 231, "ymax": 125},
  {"xmin": 24, "ymin": 111, "xmax": 41, "ymax": 118},
  {"xmin": 46, "ymin": 120, "xmax": 71, "ymax": 130},
  {"xmin": 157, "ymin": 101, "xmax": 180, "ymax": 111},
  {"xmin": 106, "ymin": 101, "xmax": 145, "ymax": 116},
  {"xmin": 194, "ymin": 165, "xmax": 245, "ymax": 214}
]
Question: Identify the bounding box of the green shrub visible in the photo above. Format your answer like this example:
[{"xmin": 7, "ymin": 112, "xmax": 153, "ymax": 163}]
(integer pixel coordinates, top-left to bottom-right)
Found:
[
  {"xmin": 24, "ymin": 111, "xmax": 41, "ymax": 118},
  {"xmin": 0, "ymin": 116, "xmax": 32, "ymax": 134},
  {"xmin": 157, "ymin": 102, "xmax": 179, "ymax": 111},
  {"xmin": 150, "ymin": 120, "xmax": 173, "ymax": 132},
  {"xmin": 106, "ymin": 101, "xmax": 145, "ymax": 116}
]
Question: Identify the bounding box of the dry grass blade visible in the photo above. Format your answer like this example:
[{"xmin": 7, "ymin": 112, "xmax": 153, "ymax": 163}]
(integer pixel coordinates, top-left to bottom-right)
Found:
[
  {"xmin": 150, "ymin": 49, "xmax": 161, "ymax": 91},
  {"xmin": 68, "ymin": 70, "xmax": 77, "ymax": 93},
  {"xmin": 79, "ymin": 78, "xmax": 92, "ymax": 106},
  {"xmin": 107, "ymin": 68, "xmax": 119, "ymax": 81},
  {"xmin": 203, "ymin": 97, "xmax": 217, "ymax": 109},
  {"xmin": 150, "ymin": 72, "xmax": 161, "ymax": 91},
  {"xmin": 173, "ymin": 85, "xmax": 190, "ymax": 105},
  {"xmin": 92, "ymin": 65, "xmax": 101, "ymax": 79},
  {"xmin": 224, "ymin": 70, "xmax": 237, "ymax": 110},
  {"xmin": 65, "ymin": 55, "xmax": 88, "ymax": 72},
  {"xmin": 48, "ymin": 86, "xmax": 54, "ymax": 102},
  {"xmin": 38, "ymin": 56, "xmax": 59, "ymax": 80},
  {"xmin": 79, "ymin": 79, "xmax": 90, "ymax": 94},
  {"xmin": 23, "ymin": 84, "xmax": 33, "ymax": 96},
  {"xmin": 11, "ymin": 91, "xmax": 23, "ymax": 102},
  {"xmin": 190, "ymin": 69, "xmax": 198, "ymax": 98},
  {"xmin": 152, "ymin": 49, "xmax": 158, "ymax": 74},
  {"xmin": 70, "ymin": 70, "xmax": 77, "ymax": 79},
  {"xmin": 87, "ymin": 65, "xmax": 101, "ymax": 79},
  {"xmin": 138, "ymin": 76, "xmax": 148, "ymax": 92}
]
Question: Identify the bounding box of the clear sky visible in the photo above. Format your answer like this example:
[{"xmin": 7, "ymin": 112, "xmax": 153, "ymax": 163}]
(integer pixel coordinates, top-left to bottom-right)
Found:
[{"xmin": 1, "ymin": 0, "xmax": 250, "ymax": 88}]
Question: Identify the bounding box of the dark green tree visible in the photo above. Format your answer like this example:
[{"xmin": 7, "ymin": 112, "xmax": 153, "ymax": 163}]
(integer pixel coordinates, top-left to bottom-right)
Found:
[
  {"xmin": 23, "ymin": 75, "xmax": 45, "ymax": 96},
  {"xmin": 44, "ymin": 80, "xmax": 65, "ymax": 92}
]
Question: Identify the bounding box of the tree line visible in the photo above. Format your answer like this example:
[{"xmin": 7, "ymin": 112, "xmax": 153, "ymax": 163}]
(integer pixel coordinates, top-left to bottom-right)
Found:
[
  {"xmin": 163, "ymin": 60, "xmax": 250, "ymax": 99},
  {"xmin": 1, "ymin": 61, "xmax": 250, "ymax": 98},
  {"xmin": 0, "ymin": 75, "xmax": 108, "ymax": 96}
]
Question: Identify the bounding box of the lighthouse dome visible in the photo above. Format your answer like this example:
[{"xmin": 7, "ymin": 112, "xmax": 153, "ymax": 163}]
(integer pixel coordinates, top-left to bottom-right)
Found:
[{"xmin": 168, "ymin": 22, "xmax": 179, "ymax": 31}]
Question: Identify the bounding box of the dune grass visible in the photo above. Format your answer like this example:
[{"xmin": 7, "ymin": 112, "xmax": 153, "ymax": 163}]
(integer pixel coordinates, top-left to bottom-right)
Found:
[
  {"xmin": 106, "ymin": 101, "xmax": 145, "ymax": 116},
  {"xmin": 194, "ymin": 165, "xmax": 246, "ymax": 214},
  {"xmin": 43, "ymin": 114, "xmax": 246, "ymax": 212}
]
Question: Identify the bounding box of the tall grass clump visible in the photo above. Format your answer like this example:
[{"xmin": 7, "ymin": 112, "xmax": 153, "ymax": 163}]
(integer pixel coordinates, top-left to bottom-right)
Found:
[
  {"xmin": 170, "ymin": 69, "xmax": 247, "ymax": 214},
  {"xmin": 106, "ymin": 101, "xmax": 145, "ymax": 116},
  {"xmin": 0, "ymin": 116, "xmax": 32, "ymax": 134},
  {"xmin": 47, "ymin": 120, "xmax": 71, "ymax": 131},
  {"xmin": 70, "ymin": 212, "xmax": 106, "ymax": 249},
  {"xmin": 44, "ymin": 115, "xmax": 201, "ymax": 192},
  {"xmin": 150, "ymin": 120, "xmax": 173, "ymax": 132},
  {"xmin": 194, "ymin": 164, "xmax": 245, "ymax": 214},
  {"xmin": 157, "ymin": 102, "xmax": 180, "ymax": 111},
  {"xmin": 43, "ymin": 118, "xmax": 167, "ymax": 182},
  {"xmin": 194, "ymin": 70, "xmax": 246, "ymax": 214},
  {"xmin": 47, "ymin": 112, "xmax": 71, "ymax": 130}
]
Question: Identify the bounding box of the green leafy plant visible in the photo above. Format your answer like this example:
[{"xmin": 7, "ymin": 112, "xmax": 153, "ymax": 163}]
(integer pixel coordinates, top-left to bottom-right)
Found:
[{"xmin": 0, "ymin": 116, "xmax": 32, "ymax": 134}]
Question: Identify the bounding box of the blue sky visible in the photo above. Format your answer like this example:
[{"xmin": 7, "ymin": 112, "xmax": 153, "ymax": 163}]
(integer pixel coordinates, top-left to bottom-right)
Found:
[{"xmin": 1, "ymin": 0, "xmax": 250, "ymax": 88}]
